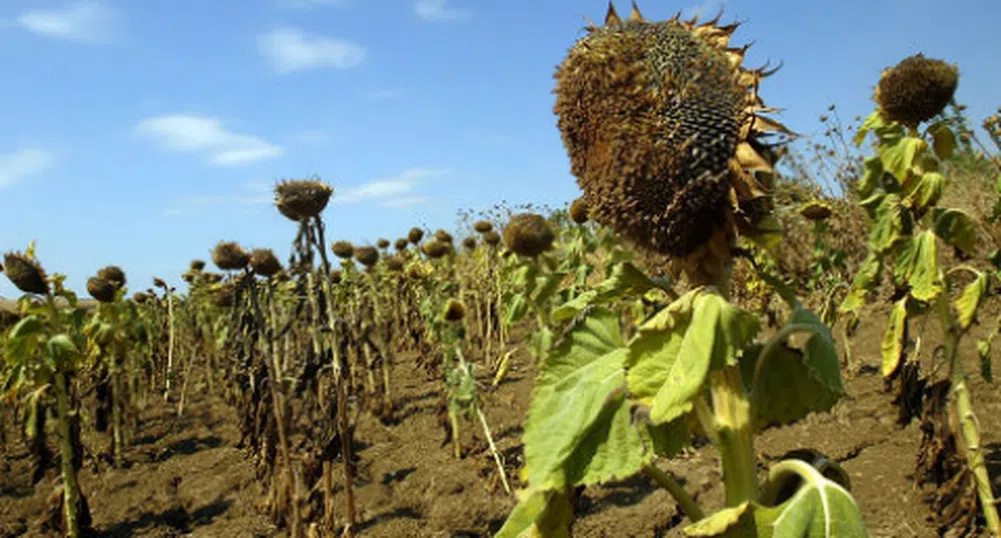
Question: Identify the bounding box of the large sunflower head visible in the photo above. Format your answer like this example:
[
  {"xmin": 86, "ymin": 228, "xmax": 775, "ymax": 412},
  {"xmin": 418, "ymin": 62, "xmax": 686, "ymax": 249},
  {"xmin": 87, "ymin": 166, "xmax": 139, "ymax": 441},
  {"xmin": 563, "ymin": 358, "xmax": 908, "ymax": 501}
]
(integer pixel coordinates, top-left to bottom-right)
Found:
[{"xmin": 554, "ymin": 2, "xmax": 791, "ymax": 281}]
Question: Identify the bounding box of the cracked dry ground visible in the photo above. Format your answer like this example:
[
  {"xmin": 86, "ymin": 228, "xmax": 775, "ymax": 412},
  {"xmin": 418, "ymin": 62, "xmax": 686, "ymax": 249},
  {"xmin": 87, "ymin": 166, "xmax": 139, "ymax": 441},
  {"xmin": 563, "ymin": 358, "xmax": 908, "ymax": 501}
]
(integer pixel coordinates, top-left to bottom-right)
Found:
[{"xmin": 2, "ymin": 310, "xmax": 1001, "ymax": 538}]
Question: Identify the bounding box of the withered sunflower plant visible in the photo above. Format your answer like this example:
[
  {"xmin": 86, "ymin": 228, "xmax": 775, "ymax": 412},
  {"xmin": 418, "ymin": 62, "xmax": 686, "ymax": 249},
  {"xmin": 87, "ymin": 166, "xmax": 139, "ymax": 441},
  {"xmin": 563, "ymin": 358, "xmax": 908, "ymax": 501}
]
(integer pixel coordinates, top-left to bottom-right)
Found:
[{"xmin": 495, "ymin": 4, "xmax": 865, "ymax": 536}]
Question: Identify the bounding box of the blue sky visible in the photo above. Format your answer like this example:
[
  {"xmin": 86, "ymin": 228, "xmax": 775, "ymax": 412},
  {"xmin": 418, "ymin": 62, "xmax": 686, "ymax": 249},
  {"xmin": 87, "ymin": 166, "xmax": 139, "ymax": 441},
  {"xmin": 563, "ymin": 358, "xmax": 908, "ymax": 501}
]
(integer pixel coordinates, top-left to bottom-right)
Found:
[{"xmin": 1, "ymin": 0, "xmax": 999, "ymax": 297}]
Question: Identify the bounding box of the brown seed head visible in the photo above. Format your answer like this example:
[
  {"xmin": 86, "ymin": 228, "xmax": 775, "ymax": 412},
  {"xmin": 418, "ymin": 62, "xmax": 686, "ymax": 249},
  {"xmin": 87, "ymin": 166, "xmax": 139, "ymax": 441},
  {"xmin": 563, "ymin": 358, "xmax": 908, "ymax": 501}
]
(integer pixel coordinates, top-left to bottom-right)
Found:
[
  {"xmin": 483, "ymin": 230, "xmax": 501, "ymax": 246},
  {"xmin": 408, "ymin": 227, "xmax": 425, "ymax": 244},
  {"xmin": 87, "ymin": 276, "xmax": 116, "ymax": 303},
  {"xmin": 331, "ymin": 240, "xmax": 355, "ymax": 259},
  {"xmin": 182, "ymin": 272, "xmax": 195, "ymax": 284},
  {"xmin": 462, "ymin": 237, "xmax": 477, "ymax": 250},
  {"xmin": 274, "ymin": 179, "xmax": 333, "ymax": 221},
  {"xmin": 97, "ymin": 266, "xmax": 127, "ymax": 290},
  {"xmin": 190, "ymin": 259, "xmax": 206, "ymax": 272},
  {"xmin": 153, "ymin": 277, "xmax": 168, "ymax": 289},
  {"xmin": 875, "ymin": 54, "xmax": 958, "ymax": 127},
  {"xmin": 2, "ymin": 252, "xmax": 48, "ymax": 295},
  {"xmin": 377, "ymin": 238, "xmax": 391, "ymax": 249},
  {"xmin": 503, "ymin": 213, "xmax": 555, "ymax": 257},
  {"xmin": 570, "ymin": 197, "xmax": 590, "ymax": 224},
  {"xmin": 385, "ymin": 256, "xmax": 404, "ymax": 272},
  {"xmin": 443, "ymin": 298, "xmax": 466, "ymax": 322},
  {"xmin": 212, "ymin": 241, "xmax": 250, "ymax": 271},
  {"xmin": 434, "ymin": 229, "xmax": 453, "ymax": 243},
  {"xmin": 473, "ymin": 220, "xmax": 493, "ymax": 233},
  {"xmin": 406, "ymin": 263, "xmax": 428, "ymax": 281},
  {"xmin": 330, "ymin": 270, "xmax": 343, "ymax": 284},
  {"xmin": 133, "ymin": 292, "xmax": 151, "ymax": 303},
  {"xmin": 354, "ymin": 246, "xmax": 380, "ymax": 268},
  {"xmin": 249, "ymin": 248, "xmax": 282, "ymax": 277},
  {"xmin": 212, "ymin": 285, "xmax": 235, "ymax": 308},
  {"xmin": 554, "ymin": 6, "xmax": 789, "ymax": 257},
  {"xmin": 799, "ymin": 201, "xmax": 832, "ymax": 222},
  {"xmin": 395, "ymin": 238, "xmax": 410, "ymax": 251},
  {"xmin": 422, "ymin": 240, "xmax": 450, "ymax": 259},
  {"xmin": 204, "ymin": 273, "xmax": 223, "ymax": 284}
]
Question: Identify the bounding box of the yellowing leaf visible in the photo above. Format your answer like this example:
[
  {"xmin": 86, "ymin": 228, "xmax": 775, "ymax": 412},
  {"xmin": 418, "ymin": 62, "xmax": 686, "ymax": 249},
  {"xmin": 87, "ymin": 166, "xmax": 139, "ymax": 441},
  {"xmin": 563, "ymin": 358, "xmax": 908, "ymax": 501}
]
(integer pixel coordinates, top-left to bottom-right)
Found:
[
  {"xmin": 881, "ymin": 297, "xmax": 909, "ymax": 377},
  {"xmin": 929, "ymin": 121, "xmax": 957, "ymax": 160},
  {"xmin": 878, "ymin": 135, "xmax": 925, "ymax": 184},
  {"xmin": 868, "ymin": 194, "xmax": 904, "ymax": 253},
  {"xmin": 893, "ymin": 231, "xmax": 942, "ymax": 302},
  {"xmin": 932, "ymin": 208, "xmax": 978, "ymax": 256},
  {"xmin": 907, "ymin": 172, "xmax": 944, "ymax": 211},
  {"xmin": 839, "ymin": 254, "xmax": 881, "ymax": 314},
  {"xmin": 954, "ymin": 271, "xmax": 989, "ymax": 330}
]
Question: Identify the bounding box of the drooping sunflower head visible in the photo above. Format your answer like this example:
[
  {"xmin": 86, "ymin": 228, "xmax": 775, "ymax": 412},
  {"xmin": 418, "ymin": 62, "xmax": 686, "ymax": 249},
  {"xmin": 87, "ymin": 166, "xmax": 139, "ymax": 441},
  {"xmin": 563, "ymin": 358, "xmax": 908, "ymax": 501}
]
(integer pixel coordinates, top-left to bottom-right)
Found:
[
  {"xmin": 87, "ymin": 276, "xmax": 116, "ymax": 303},
  {"xmin": 331, "ymin": 240, "xmax": 355, "ymax": 260},
  {"xmin": 377, "ymin": 238, "xmax": 391, "ymax": 250},
  {"xmin": 473, "ymin": 220, "xmax": 494, "ymax": 234},
  {"xmin": 408, "ymin": 227, "xmax": 425, "ymax": 245},
  {"xmin": 570, "ymin": 197, "xmax": 590, "ymax": 224},
  {"xmin": 274, "ymin": 178, "xmax": 333, "ymax": 221},
  {"xmin": 354, "ymin": 246, "xmax": 380, "ymax": 268},
  {"xmin": 249, "ymin": 248, "xmax": 283, "ymax": 278},
  {"xmin": 554, "ymin": 2, "xmax": 791, "ymax": 279},
  {"xmin": 874, "ymin": 53, "xmax": 958, "ymax": 128},
  {"xmin": 395, "ymin": 238, "xmax": 410, "ymax": 251},
  {"xmin": 2, "ymin": 252, "xmax": 49, "ymax": 295},
  {"xmin": 212, "ymin": 241, "xmax": 250, "ymax": 271},
  {"xmin": 97, "ymin": 265, "xmax": 127, "ymax": 290}
]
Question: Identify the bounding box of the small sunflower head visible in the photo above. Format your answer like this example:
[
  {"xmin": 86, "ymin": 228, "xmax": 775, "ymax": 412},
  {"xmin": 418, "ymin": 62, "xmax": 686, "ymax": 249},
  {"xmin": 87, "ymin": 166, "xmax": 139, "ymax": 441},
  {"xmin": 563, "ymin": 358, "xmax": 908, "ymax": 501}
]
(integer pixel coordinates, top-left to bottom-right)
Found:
[
  {"xmin": 799, "ymin": 200, "xmax": 833, "ymax": 222},
  {"xmin": 212, "ymin": 241, "xmax": 250, "ymax": 271},
  {"xmin": 97, "ymin": 266, "xmax": 127, "ymax": 290},
  {"xmin": 212, "ymin": 285, "xmax": 236, "ymax": 308},
  {"xmin": 377, "ymin": 238, "xmax": 391, "ymax": 249},
  {"xmin": 385, "ymin": 256, "xmax": 405, "ymax": 272},
  {"xmin": 133, "ymin": 291, "xmax": 151, "ymax": 304},
  {"xmin": 204, "ymin": 273, "xmax": 223, "ymax": 284},
  {"xmin": 408, "ymin": 227, "xmax": 425, "ymax": 244},
  {"xmin": 406, "ymin": 263, "xmax": 428, "ymax": 281},
  {"xmin": 153, "ymin": 277, "xmax": 168, "ymax": 289},
  {"xmin": 330, "ymin": 270, "xmax": 343, "ymax": 284},
  {"xmin": 274, "ymin": 178, "xmax": 333, "ymax": 221},
  {"xmin": 443, "ymin": 298, "xmax": 466, "ymax": 322},
  {"xmin": 87, "ymin": 277, "xmax": 116, "ymax": 303},
  {"xmin": 434, "ymin": 229, "xmax": 453, "ymax": 244},
  {"xmin": 570, "ymin": 197, "xmax": 590, "ymax": 224},
  {"xmin": 354, "ymin": 246, "xmax": 380, "ymax": 268},
  {"xmin": 473, "ymin": 220, "xmax": 493, "ymax": 234},
  {"xmin": 2, "ymin": 252, "xmax": 49, "ymax": 295},
  {"xmin": 395, "ymin": 238, "xmax": 410, "ymax": 251},
  {"xmin": 190, "ymin": 259, "xmax": 206, "ymax": 272},
  {"xmin": 331, "ymin": 240, "xmax": 355, "ymax": 260},
  {"xmin": 422, "ymin": 240, "xmax": 450, "ymax": 259},
  {"xmin": 249, "ymin": 248, "xmax": 283, "ymax": 278},
  {"xmin": 875, "ymin": 54, "xmax": 958, "ymax": 128},
  {"xmin": 462, "ymin": 237, "xmax": 477, "ymax": 250},
  {"xmin": 483, "ymin": 230, "xmax": 502, "ymax": 246},
  {"xmin": 503, "ymin": 213, "xmax": 555, "ymax": 257}
]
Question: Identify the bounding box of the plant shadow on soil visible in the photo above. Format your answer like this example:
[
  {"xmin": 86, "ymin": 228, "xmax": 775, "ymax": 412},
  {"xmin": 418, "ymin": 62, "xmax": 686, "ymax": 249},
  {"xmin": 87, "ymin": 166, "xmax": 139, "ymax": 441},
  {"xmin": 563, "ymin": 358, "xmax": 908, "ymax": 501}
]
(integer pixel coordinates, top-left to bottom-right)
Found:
[{"xmin": 3, "ymin": 317, "xmax": 1001, "ymax": 536}]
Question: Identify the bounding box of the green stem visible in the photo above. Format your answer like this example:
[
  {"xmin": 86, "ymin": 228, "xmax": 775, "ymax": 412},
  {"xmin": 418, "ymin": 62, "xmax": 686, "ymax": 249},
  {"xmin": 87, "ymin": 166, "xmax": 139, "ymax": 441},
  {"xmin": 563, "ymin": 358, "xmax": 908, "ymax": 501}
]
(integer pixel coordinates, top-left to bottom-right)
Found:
[
  {"xmin": 935, "ymin": 293, "xmax": 1000, "ymax": 533},
  {"xmin": 54, "ymin": 372, "xmax": 81, "ymax": 538},
  {"xmin": 643, "ymin": 465, "xmax": 704, "ymax": 522},
  {"xmin": 709, "ymin": 367, "xmax": 759, "ymax": 507}
]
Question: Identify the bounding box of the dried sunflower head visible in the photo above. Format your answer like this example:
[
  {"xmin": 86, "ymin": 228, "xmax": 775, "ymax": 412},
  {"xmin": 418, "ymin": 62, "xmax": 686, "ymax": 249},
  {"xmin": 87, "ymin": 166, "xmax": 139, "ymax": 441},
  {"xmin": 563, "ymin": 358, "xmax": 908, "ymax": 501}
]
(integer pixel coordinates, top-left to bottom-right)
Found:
[
  {"xmin": 395, "ymin": 238, "xmax": 410, "ymax": 251},
  {"xmin": 133, "ymin": 291, "xmax": 151, "ymax": 303},
  {"xmin": 385, "ymin": 256, "xmax": 404, "ymax": 272},
  {"xmin": 190, "ymin": 259, "xmax": 206, "ymax": 272},
  {"xmin": 443, "ymin": 298, "xmax": 466, "ymax": 322},
  {"xmin": 274, "ymin": 178, "xmax": 333, "ymax": 221},
  {"xmin": 377, "ymin": 238, "xmax": 391, "ymax": 249},
  {"xmin": 462, "ymin": 237, "xmax": 477, "ymax": 250},
  {"xmin": 503, "ymin": 213, "xmax": 555, "ymax": 257},
  {"xmin": 2, "ymin": 252, "xmax": 48, "ymax": 295},
  {"xmin": 799, "ymin": 200, "xmax": 832, "ymax": 222},
  {"xmin": 408, "ymin": 227, "xmax": 425, "ymax": 244},
  {"xmin": 354, "ymin": 246, "xmax": 379, "ymax": 268},
  {"xmin": 211, "ymin": 284, "xmax": 235, "ymax": 308},
  {"xmin": 422, "ymin": 240, "xmax": 450, "ymax": 259},
  {"xmin": 97, "ymin": 266, "xmax": 126, "ymax": 290},
  {"xmin": 554, "ymin": 3, "xmax": 790, "ymax": 275},
  {"xmin": 249, "ymin": 248, "xmax": 282, "ymax": 278},
  {"xmin": 570, "ymin": 197, "xmax": 590, "ymax": 224},
  {"xmin": 330, "ymin": 270, "xmax": 343, "ymax": 284},
  {"xmin": 483, "ymin": 230, "xmax": 501, "ymax": 246},
  {"xmin": 212, "ymin": 241, "xmax": 250, "ymax": 271},
  {"xmin": 875, "ymin": 54, "xmax": 958, "ymax": 128},
  {"xmin": 332, "ymin": 240, "xmax": 355, "ymax": 259},
  {"xmin": 473, "ymin": 220, "xmax": 493, "ymax": 233},
  {"xmin": 153, "ymin": 277, "xmax": 168, "ymax": 289},
  {"xmin": 87, "ymin": 277, "xmax": 116, "ymax": 303},
  {"xmin": 434, "ymin": 229, "xmax": 453, "ymax": 244}
]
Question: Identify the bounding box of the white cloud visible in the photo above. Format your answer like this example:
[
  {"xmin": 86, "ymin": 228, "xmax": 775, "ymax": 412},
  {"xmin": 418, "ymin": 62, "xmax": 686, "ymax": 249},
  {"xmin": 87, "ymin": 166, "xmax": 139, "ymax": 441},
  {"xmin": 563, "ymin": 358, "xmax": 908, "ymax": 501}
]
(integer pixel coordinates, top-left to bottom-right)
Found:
[
  {"xmin": 414, "ymin": 0, "xmax": 471, "ymax": 22},
  {"xmin": 334, "ymin": 168, "xmax": 448, "ymax": 204},
  {"xmin": 382, "ymin": 196, "xmax": 430, "ymax": 208},
  {"xmin": 135, "ymin": 114, "xmax": 284, "ymax": 166},
  {"xmin": 292, "ymin": 129, "xmax": 333, "ymax": 145},
  {"xmin": 17, "ymin": 1, "xmax": 119, "ymax": 43},
  {"xmin": 0, "ymin": 148, "xmax": 54, "ymax": 189},
  {"xmin": 258, "ymin": 28, "xmax": 365, "ymax": 73}
]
